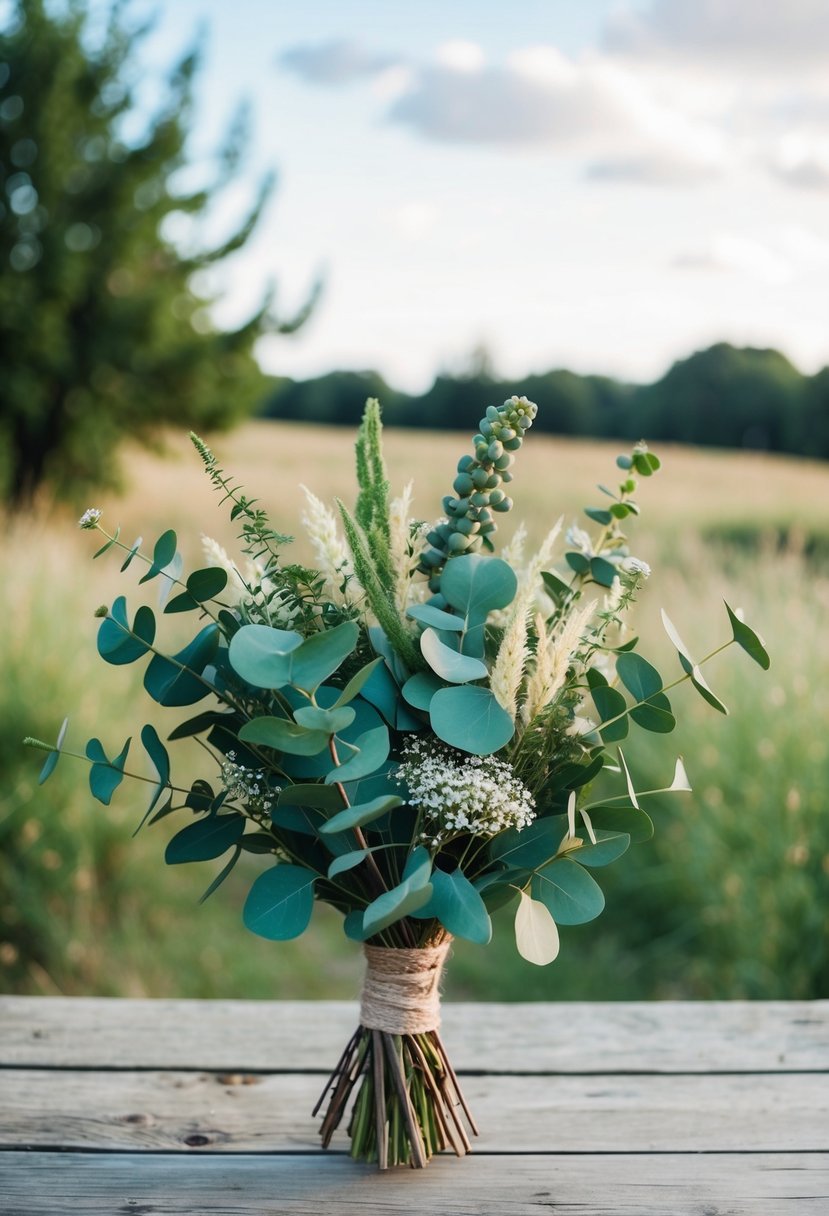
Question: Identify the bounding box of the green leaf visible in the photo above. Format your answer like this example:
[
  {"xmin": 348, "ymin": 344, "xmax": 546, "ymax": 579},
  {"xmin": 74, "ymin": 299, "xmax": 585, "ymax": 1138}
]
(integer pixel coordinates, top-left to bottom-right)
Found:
[
  {"xmin": 93, "ymin": 526, "xmax": 120, "ymax": 559},
  {"xmin": 412, "ymin": 868, "xmax": 492, "ymax": 944},
  {"xmin": 143, "ymin": 624, "xmax": 219, "ymax": 707},
  {"xmin": 165, "ymin": 813, "xmax": 245, "ymax": 864},
  {"xmin": 277, "ymin": 784, "xmax": 342, "ymax": 811},
  {"xmin": 589, "ymin": 556, "xmax": 618, "ymax": 587},
  {"xmin": 332, "ymin": 657, "xmax": 384, "ymax": 707},
  {"xmin": 565, "ymin": 551, "xmax": 590, "ymax": 574},
  {"xmin": 514, "ymin": 891, "xmax": 560, "ymax": 965},
  {"xmin": 198, "ymin": 845, "xmax": 242, "ymax": 904},
  {"xmin": 358, "ymin": 661, "xmax": 403, "ymax": 726},
  {"xmin": 439, "ymin": 554, "xmax": 517, "ymax": 619},
  {"xmin": 420, "ymin": 628, "xmax": 488, "ymax": 683},
  {"xmin": 406, "ymin": 604, "xmax": 464, "ymax": 631},
  {"xmin": 584, "ymin": 507, "xmax": 612, "ymax": 525},
  {"xmin": 97, "ymin": 597, "xmax": 156, "ymax": 665},
  {"xmin": 402, "ymin": 671, "xmax": 445, "ymax": 710},
  {"xmin": 587, "ymin": 805, "xmax": 654, "ymax": 843},
  {"xmin": 327, "ymin": 850, "xmax": 368, "ymax": 879},
  {"xmin": 343, "ymin": 909, "xmax": 371, "ymax": 942},
  {"xmin": 590, "ymin": 684, "xmax": 629, "ymax": 742},
  {"xmin": 139, "ymin": 530, "xmax": 177, "ymax": 584},
  {"xmin": 188, "ymin": 567, "xmax": 229, "ymax": 602},
  {"xmin": 325, "ymin": 725, "xmax": 390, "ymax": 784},
  {"xmin": 321, "ymin": 794, "xmax": 403, "ymax": 834},
  {"xmin": 228, "ymin": 624, "xmax": 305, "ymax": 688},
  {"xmin": 119, "ymin": 536, "xmax": 143, "ymax": 572},
  {"xmin": 293, "ymin": 705, "xmax": 356, "ymax": 733},
  {"xmin": 141, "ymin": 723, "xmax": 170, "ymax": 822},
  {"xmin": 660, "ymin": 609, "xmax": 695, "ymax": 665},
  {"xmin": 167, "ymin": 711, "xmax": 237, "ymax": 741},
  {"xmin": 532, "ymin": 858, "xmax": 605, "ymax": 925},
  {"xmin": 616, "ymin": 652, "xmax": 663, "ymax": 701},
  {"xmin": 572, "ymin": 828, "xmax": 631, "ymax": 868},
  {"xmin": 725, "ymin": 601, "xmax": 770, "ymax": 670},
  {"xmin": 629, "ymin": 698, "xmax": 676, "ymax": 733},
  {"xmin": 86, "ymin": 736, "xmax": 130, "ymax": 805},
  {"xmin": 429, "ymin": 685, "xmax": 514, "ymax": 754},
  {"xmin": 540, "ymin": 570, "xmax": 570, "ymax": 602},
  {"xmin": 490, "ymin": 817, "xmax": 564, "ymax": 870},
  {"xmin": 289, "ymin": 621, "xmax": 360, "ymax": 692},
  {"xmin": 362, "ymin": 868, "xmax": 433, "ymax": 937},
  {"xmin": 238, "ymin": 717, "xmax": 330, "ymax": 756},
  {"xmin": 688, "ymin": 663, "xmax": 729, "ymax": 715},
  {"xmin": 243, "ymin": 864, "xmax": 316, "ymax": 940}
]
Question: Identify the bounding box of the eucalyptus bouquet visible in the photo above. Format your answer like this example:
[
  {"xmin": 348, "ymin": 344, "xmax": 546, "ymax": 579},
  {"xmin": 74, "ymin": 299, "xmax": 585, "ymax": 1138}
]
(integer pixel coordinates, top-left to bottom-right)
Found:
[{"xmin": 27, "ymin": 397, "xmax": 768, "ymax": 1169}]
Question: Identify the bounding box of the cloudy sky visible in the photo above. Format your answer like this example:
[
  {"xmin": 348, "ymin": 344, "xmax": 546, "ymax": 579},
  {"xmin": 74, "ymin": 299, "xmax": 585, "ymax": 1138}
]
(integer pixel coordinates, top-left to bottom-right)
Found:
[{"xmin": 132, "ymin": 0, "xmax": 829, "ymax": 390}]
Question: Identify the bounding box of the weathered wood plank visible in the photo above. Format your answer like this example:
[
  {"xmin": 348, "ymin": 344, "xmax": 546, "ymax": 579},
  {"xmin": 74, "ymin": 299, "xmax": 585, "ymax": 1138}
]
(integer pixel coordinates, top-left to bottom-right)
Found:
[
  {"xmin": 0, "ymin": 1069, "xmax": 825, "ymax": 1153},
  {"xmin": 1, "ymin": 1151, "xmax": 827, "ymax": 1215},
  {"xmin": 2, "ymin": 997, "xmax": 827, "ymax": 1073}
]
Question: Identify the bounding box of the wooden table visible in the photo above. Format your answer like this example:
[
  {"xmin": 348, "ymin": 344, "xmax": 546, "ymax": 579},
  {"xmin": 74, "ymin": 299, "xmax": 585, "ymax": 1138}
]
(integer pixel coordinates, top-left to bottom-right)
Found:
[{"xmin": 1, "ymin": 997, "xmax": 827, "ymax": 1214}]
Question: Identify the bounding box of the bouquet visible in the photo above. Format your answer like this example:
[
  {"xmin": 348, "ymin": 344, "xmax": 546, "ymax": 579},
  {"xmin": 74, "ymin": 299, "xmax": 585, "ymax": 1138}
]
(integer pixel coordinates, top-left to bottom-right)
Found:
[{"xmin": 27, "ymin": 396, "xmax": 769, "ymax": 1169}]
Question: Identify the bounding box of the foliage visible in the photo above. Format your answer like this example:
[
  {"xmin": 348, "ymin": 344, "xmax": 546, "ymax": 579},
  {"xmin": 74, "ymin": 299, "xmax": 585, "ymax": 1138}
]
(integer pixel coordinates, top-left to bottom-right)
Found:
[
  {"xmin": 261, "ymin": 342, "xmax": 829, "ymax": 461},
  {"xmin": 0, "ymin": 0, "xmax": 317, "ymax": 508}
]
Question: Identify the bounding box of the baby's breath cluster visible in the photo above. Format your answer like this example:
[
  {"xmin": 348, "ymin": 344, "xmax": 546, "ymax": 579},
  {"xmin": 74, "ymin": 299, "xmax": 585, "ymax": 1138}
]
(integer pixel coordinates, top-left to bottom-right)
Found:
[
  {"xmin": 221, "ymin": 753, "xmax": 278, "ymax": 816},
  {"xmin": 398, "ymin": 738, "xmax": 535, "ymax": 842}
]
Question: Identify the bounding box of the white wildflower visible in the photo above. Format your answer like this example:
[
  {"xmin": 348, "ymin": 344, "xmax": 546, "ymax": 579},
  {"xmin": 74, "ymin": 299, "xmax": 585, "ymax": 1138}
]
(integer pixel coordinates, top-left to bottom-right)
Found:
[
  {"xmin": 78, "ymin": 507, "xmax": 102, "ymax": 529},
  {"xmin": 524, "ymin": 517, "xmax": 563, "ymax": 592},
  {"xmin": 201, "ymin": 535, "xmax": 250, "ymax": 603},
  {"xmin": 300, "ymin": 486, "xmax": 361, "ymax": 606},
  {"xmin": 221, "ymin": 752, "xmax": 279, "ymax": 815},
  {"xmin": 522, "ymin": 598, "xmax": 598, "ymax": 725},
  {"xmin": 490, "ymin": 600, "xmax": 530, "ymax": 718},
  {"xmin": 397, "ymin": 739, "xmax": 535, "ymax": 840},
  {"xmin": 622, "ymin": 556, "xmax": 651, "ymax": 579},
  {"xmin": 499, "ymin": 523, "xmax": 527, "ymax": 571},
  {"xmin": 565, "ymin": 524, "xmax": 593, "ymax": 556}
]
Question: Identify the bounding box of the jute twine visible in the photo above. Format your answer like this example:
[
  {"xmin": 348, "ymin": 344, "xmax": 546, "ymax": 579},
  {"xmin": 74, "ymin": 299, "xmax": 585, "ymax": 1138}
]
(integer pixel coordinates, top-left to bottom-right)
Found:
[{"xmin": 359, "ymin": 940, "xmax": 451, "ymax": 1035}]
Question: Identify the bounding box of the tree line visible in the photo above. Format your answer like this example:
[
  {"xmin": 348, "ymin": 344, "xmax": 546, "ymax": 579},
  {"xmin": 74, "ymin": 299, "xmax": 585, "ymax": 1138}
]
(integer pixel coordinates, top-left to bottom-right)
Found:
[{"xmin": 260, "ymin": 343, "xmax": 829, "ymax": 460}]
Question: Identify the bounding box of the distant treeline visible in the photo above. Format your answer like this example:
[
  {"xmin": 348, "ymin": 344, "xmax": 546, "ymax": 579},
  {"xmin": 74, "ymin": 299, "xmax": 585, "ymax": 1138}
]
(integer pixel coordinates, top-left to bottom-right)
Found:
[{"xmin": 260, "ymin": 343, "xmax": 829, "ymax": 460}]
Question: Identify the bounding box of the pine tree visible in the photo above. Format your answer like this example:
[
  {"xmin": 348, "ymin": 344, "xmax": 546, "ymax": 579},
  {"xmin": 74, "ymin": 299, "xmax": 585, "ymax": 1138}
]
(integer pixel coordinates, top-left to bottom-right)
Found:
[{"xmin": 0, "ymin": 0, "xmax": 317, "ymax": 507}]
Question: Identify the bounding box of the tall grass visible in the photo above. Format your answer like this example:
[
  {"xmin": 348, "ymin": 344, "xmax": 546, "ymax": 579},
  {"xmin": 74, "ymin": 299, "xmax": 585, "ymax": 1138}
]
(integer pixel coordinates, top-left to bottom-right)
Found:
[{"xmin": 2, "ymin": 424, "xmax": 827, "ymax": 1000}]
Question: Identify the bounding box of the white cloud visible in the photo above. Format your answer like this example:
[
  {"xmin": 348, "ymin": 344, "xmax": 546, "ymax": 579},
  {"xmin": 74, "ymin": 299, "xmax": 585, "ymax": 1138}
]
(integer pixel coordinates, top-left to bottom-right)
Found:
[
  {"xmin": 605, "ymin": 0, "xmax": 829, "ymax": 65},
  {"xmin": 673, "ymin": 233, "xmax": 792, "ymax": 284},
  {"xmin": 434, "ymin": 40, "xmax": 486, "ymax": 73},
  {"xmin": 280, "ymin": 39, "xmax": 398, "ymax": 86}
]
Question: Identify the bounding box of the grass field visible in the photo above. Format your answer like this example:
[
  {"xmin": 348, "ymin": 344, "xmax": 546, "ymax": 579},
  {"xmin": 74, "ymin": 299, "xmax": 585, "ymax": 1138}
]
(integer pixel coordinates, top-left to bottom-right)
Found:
[{"xmin": 2, "ymin": 421, "xmax": 828, "ymax": 1001}]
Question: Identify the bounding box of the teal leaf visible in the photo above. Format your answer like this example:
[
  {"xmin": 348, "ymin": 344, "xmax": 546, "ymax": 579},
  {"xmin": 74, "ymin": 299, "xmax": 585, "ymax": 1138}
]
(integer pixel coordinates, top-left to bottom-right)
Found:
[
  {"xmin": 406, "ymin": 604, "xmax": 464, "ymax": 631},
  {"xmin": 358, "ymin": 661, "xmax": 403, "ymax": 726},
  {"xmin": 439, "ymin": 554, "xmax": 517, "ymax": 619},
  {"xmin": 165, "ymin": 813, "xmax": 245, "ymax": 864},
  {"xmin": 589, "ymin": 684, "xmax": 629, "ymax": 742},
  {"xmin": 660, "ymin": 609, "xmax": 695, "ymax": 666},
  {"xmin": 616, "ymin": 652, "xmax": 663, "ymax": 701},
  {"xmin": 97, "ymin": 597, "xmax": 156, "ymax": 666},
  {"xmin": 238, "ymin": 716, "xmax": 330, "ymax": 756},
  {"xmin": 119, "ymin": 536, "xmax": 142, "ymax": 572},
  {"xmin": 490, "ymin": 817, "xmax": 564, "ymax": 870},
  {"xmin": 288, "ymin": 621, "xmax": 360, "ymax": 693},
  {"xmin": 725, "ymin": 601, "xmax": 770, "ymax": 670},
  {"xmin": 93, "ymin": 526, "xmax": 120, "ymax": 559},
  {"xmin": 584, "ymin": 507, "xmax": 612, "ymax": 525},
  {"xmin": 143, "ymin": 624, "xmax": 219, "ymax": 707},
  {"xmin": 412, "ymin": 867, "xmax": 492, "ymax": 944},
  {"xmin": 270, "ymin": 804, "xmax": 322, "ymax": 836},
  {"xmin": 343, "ymin": 909, "xmax": 371, "ymax": 942},
  {"xmin": 187, "ymin": 567, "xmax": 228, "ymax": 602},
  {"xmin": 325, "ymin": 725, "xmax": 390, "ymax": 784},
  {"xmin": 228, "ymin": 624, "xmax": 304, "ymax": 689},
  {"xmin": 540, "ymin": 570, "xmax": 570, "ymax": 602},
  {"xmin": 590, "ymin": 556, "xmax": 618, "ymax": 588},
  {"xmin": 86, "ymin": 736, "xmax": 130, "ymax": 805},
  {"xmin": 38, "ymin": 717, "xmax": 68, "ymax": 785},
  {"xmin": 327, "ymin": 850, "xmax": 368, "ymax": 879},
  {"xmin": 429, "ymin": 685, "xmax": 514, "ymax": 754},
  {"xmin": 321, "ymin": 794, "xmax": 403, "ymax": 834},
  {"xmin": 242, "ymin": 864, "xmax": 316, "ymax": 940},
  {"xmin": 688, "ymin": 664, "xmax": 729, "ymax": 715},
  {"xmin": 572, "ymin": 828, "xmax": 631, "ymax": 868},
  {"xmin": 362, "ymin": 868, "xmax": 433, "ymax": 937},
  {"xmin": 420, "ymin": 628, "xmax": 488, "ymax": 683},
  {"xmin": 141, "ymin": 723, "xmax": 170, "ymax": 820},
  {"xmin": 532, "ymin": 858, "xmax": 605, "ymax": 925},
  {"xmin": 198, "ymin": 845, "xmax": 242, "ymax": 904},
  {"xmin": 402, "ymin": 671, "xmax": 445, "ymax": 711},
  {"xmin": 629, "ymin": 697, "xmax": 676, "ymax": 733},
  {"xmin": 565, "ymin": 552, "xmax": 590, "ymax": 574},
  {"xmin": 167, "ymin": 711, "xmax": 237, "ymax": 741},
  {"xmin": 293, "ymin": 705, "xmax": 356, "ymax": 733},
  {"xmin": 139, "ymin": 530, "xmax": 177, "ymax": 584},
  {"xmin": 332, "ymin": 657, "xmax": 384, "ymax": 707}
]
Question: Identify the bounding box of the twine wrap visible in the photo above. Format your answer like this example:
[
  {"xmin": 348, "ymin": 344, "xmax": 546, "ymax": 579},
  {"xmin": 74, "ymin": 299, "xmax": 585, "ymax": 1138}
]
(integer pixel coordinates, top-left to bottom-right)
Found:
[{"xmin": 359, "ymin": 941, "xmax": 451, "ymax": 1035}]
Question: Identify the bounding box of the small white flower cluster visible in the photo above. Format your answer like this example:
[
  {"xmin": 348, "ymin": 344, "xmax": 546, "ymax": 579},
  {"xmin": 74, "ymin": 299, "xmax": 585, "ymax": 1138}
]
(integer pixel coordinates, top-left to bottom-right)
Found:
[
  {"xmin": 397, "ymin": 739, "xmax": 536, "ymax": 843},
  {"xmin": 78, "ymin": 507, "xmax": 102, "ymax": 530},
  {"xmin": 221, "ymin": 752, "xmax": 278, "ymax": 815}
]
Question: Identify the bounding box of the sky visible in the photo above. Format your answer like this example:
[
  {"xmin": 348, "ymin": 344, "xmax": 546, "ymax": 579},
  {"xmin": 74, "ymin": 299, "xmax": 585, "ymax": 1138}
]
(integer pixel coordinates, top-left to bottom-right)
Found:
[{"xmin": 103, "ymin": 1, "xmax": 829, "ymax": 390}]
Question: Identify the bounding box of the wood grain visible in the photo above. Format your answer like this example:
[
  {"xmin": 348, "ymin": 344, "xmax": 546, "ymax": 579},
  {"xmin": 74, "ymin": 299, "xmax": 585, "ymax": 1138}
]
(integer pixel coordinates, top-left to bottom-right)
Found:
[
  {"xmin": 0, "ymin": 1068, "xmax": 826, "ymax": 1154},
  {"xmin": 2, "ymin": 1151, "xmax": 828, "ymax": 1216},
  {"xmin": 2, "ymin": 997, "xmax": 827, "ymax": 1073}
]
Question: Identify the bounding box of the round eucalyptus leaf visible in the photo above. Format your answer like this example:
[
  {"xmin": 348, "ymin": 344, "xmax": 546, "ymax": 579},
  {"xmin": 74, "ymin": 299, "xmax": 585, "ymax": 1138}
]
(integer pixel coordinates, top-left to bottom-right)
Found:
[
  {"xmin": 532, "ymin": 858, "xmax": 605, "ymax": 925},
  {"xmin": 439, "ymin": 554, "xmax": 517, "ymax": 620},
  {"xmin": 420, "ymin": 628, "xmax": 488, "ymax": 684},
  {"xmin": 228, "ymin": 624, "xmax": 304, "ymax": 689},
  {"xmin": 430, "ymin": 685, "xmax": 514, "ymax": 754},
  {"xmin": 243, "ymin": 864, "xmax": 316, "ymax": 940}
]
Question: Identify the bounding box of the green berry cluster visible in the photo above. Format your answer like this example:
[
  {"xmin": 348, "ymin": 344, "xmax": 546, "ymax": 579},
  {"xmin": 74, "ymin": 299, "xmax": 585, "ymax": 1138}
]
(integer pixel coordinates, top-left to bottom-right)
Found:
[{"xmin": 419, "ymin": 395, "xmax": 538, "ymax": 592}]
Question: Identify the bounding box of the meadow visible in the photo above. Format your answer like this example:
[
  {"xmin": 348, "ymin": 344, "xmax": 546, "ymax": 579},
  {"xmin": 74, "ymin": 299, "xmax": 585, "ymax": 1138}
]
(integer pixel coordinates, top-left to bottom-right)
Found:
[{"xmin": 2, "ymin": 420, "xmax": 827, "ymax": 1002}]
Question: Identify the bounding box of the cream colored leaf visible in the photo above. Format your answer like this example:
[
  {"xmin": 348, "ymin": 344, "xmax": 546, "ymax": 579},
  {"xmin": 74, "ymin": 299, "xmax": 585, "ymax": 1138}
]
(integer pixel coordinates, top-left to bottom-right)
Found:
[
  {"xmin": 514, "ymin": 890, "xmax": 560, "ymax": 965},
  {"xmin": 669, "ymin": 757, "xmax": 693, "ymax": 792}
]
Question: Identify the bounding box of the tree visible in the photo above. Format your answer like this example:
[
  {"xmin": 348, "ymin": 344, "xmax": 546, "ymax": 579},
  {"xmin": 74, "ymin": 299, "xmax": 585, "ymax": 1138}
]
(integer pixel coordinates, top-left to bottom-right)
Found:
[{"xmin": 0, "ymin": 0, "xmax": 318, "ymax": 508}]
